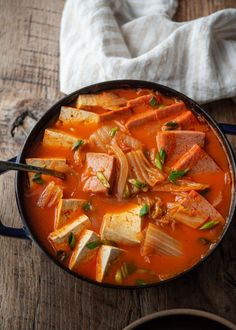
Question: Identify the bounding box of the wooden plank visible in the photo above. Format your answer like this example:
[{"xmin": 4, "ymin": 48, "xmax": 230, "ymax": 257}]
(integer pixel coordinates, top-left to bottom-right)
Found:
[{"xmin": 0, "ymin": 1, "xmax": 236, "ymax": 329}]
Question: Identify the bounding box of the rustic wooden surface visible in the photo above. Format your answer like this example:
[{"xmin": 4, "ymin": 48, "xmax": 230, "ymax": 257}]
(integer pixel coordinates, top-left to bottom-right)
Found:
[{"xmin": 0, "ymin": 1, "xmax": 236, "ymax": 329}]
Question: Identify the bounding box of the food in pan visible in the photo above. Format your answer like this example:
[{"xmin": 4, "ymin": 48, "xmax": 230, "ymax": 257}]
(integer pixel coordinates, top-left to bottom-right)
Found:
[{"xmin": 23, "ymin": 88, "xmax": 232, "ymax": 286}]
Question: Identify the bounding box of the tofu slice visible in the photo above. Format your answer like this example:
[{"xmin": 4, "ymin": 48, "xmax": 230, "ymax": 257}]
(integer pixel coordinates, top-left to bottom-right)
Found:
[
  {"xmin": 76, "ymin": 92, "xmax": 127, "ymax": 111},
  {"xmin": 171, "ymin": 144, "xmax": 221, "ymax": 174},
  {"xmin": 101, "ymin": 206, "xmax": 143, "ymax": 245},
  {"xmin": 26, "ymin": 158, "xmax": 67, "ymax": 187},
  {"xmin": 156, "ymin": 130, "xmax": 205, "ymax": 165},
  {"xmin": 83, "ymin": 152, "xmax": 116, "ymax": 194},
  {"xmin": 55, "ymin": 198, "xmax": 86, "ymax": 229},
  {"xmin": 42, "ymin": 128, "xmax": 79, "ymax": 149},
  {"xmin": 126, "ymin": 101, "xmax": 186, "ymax": 129},
  {"xmin": 48, "ymin": 215, "xmax": 90, "ymax": 251},
  {"xmin": 96, "ymin": 245, "xmax": 124, "ymax": 282},
  {"xmin": 69, "ymin": 230, "xmax": 100, "ymax": 269},
  {"xmin": 172, "ymin": 190, "xmax": 224, "ymax": 228},
  {"xmin": 161, "ymin": 111, "xmax": 197, "ymax": 130},
  {"xmin": 59, "ymin": 106, "xmax": 99, "ymax": 125}
]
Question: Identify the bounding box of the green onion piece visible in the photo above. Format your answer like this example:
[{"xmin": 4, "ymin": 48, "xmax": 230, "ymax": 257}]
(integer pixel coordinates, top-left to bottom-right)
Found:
[
  {"xmin": 200, "ymin": 188, "xmax": 210, "ymax": 196},
  {"xmin": 149, "ymin": 96, "xmax": 158, "ymax": 108},
  {"xmin": 136, "ymin": 279, "xmax": 147, "ymax": 286},
  {"xmin": 159, "ymin": 148, "xmax": 167, "ymax": 164},
  {"xmin": 158, "ymin": 104, "xmax": 165, "ymax": 109},
  {"xmin": 56, "ymin": 250, "xmax": 71, "ymax": 262},
  {"xmin": 155, "ymin": 152, "xmax": 163, "ymax": 171},
  {"xmin": 86, "ymin": 240, "xmax": 102, "ymax": 249},
  {"xmin": 128, "ymin": 179, "xmax": 148, "ymax": 191},
  {"xmin": 168, "ymin": 168, "xmax": 189, "ymax": 183},
  {"xmin": 115, "ymin": 262, "xmax": 136, "ymax": 284},
  {"xmin": 82, "ymin": 201, "xmax": 92, "ymax": 212},
  {"xmin": 164, "ymin": 121, "xmax": 179, "ymax": 130},
  {"xmin": 109, "ymin": 127, "xmax": 119, "ymax": 137},
  {"xmin": 123, "ymin": 184, "xmax": 131, "ymax": 199},
  {"xmin": 199, "ymin": 221, "xmax": 219, "ymax": 230},
  {"xmin": 72, "ymin": 139, "xmax": 84, "ymax": 151},
  {"xmin": 32, "ymin": 173, "xmax": 44, "ymax": 185},
  {"xmin": 96, "ymin": 171, "xmax": 110, "ymax": 188},
  {"xmin": 198, "ymin": 237, "xmax": 212, "ymax": 245},
  {"xmin": 139, "ymin": 204, "xmax": 149, "ymax": 217},
  {"xmin": 68, "ymin": 232, "xmax": 76, "ymax": 249},
  {"xmin": 115, "ymin": 269, "xmax": 123, "ymax": 284}
]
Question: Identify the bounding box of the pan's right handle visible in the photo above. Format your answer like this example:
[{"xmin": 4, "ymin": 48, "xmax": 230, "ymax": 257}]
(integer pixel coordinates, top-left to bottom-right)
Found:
[
  {"xmin": 218, "ymin": 123, "xmax": 236, "ymax": 135},
  {"xmin": 0, "ymin": 155, "xmax": 30, "ymax": 239}
]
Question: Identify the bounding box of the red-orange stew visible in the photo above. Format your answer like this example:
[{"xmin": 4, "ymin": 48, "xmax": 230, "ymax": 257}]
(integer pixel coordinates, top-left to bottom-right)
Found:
[{"xmin": 23, "ymin": 88, "xmax": 232, "ymax": 286}]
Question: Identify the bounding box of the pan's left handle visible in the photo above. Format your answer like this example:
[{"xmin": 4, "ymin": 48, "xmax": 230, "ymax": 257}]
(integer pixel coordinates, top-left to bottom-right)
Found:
[
  {"xmin": 218, "ymin": 123, "xmax": 236, "ymax": 135},
  {"xmin": 0, "ymin": 156, "xmax": 30, "ymax": 239}
]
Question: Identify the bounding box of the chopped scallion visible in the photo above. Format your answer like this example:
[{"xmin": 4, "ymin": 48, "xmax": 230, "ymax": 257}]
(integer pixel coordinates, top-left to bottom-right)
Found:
[
  {"xmin": 149, "ymin": 96, "xmax": 158, "ymax": 108},
  {"xmin": 168, "ymin": 168, "xmax": 189, "ymax": 183},
  {"xmin": 155, "ymin": 152, "xmax": 163, "ymax": 171},
  {"xmin": 82, "ymin": 201, "xmax": 92, "ymax": 212},
  {"xmin": 159, "ymin": 148, "xmax": 167, "ymax": 164},
  {"xmin": 164, "ymin": 121, "xmax": 179, "ymax": 130},
  {"xmin": 68, "ymin": 232, "xmax": 76, "ymax": 249},
  {"xmin": 199, "ymin": 221, "xmax": 219, "ymax": 230},
  {"xmin": 136, "ymin": 279, "xmax": 147, "ymax": 286},
  {"xmin": 32, "ymin": 173, "xmax": 44, "ymax": 185},
  {"xmin": 109, "ymin": 127, "xmax": 119, "ymax": 137},
  {"xmin": 128, "ymin": 179, "xmax": 148, "ymax": 191},
  {"xmin": 72, "ymin": 139, "xmax": 84, "ymax": 151},
  {"xmin": 139, "ymin": 204, "xmax": 149, "ymax": 217},
  {"xmin": 56, "ymin": 250, "xmax": 70, "ymax": 262},
  {"xmin": 86, "ymin": 240, "xmax": 102, "ymax": 249},
  {"xmin": 96, "ymin": 171, "xmax": 110, "ymax": 188}
]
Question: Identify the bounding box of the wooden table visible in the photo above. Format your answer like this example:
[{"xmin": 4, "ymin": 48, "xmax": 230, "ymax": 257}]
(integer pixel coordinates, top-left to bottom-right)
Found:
[{"xmin": 0, "ymin": 1, "xmax": 236, "ymax": 329}]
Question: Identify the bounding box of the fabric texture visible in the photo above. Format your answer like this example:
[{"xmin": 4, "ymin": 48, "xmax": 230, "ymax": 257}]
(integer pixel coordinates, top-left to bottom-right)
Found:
[{"xmin": 60, "ymin": 0, "xmax": 236, "ymax": 103}]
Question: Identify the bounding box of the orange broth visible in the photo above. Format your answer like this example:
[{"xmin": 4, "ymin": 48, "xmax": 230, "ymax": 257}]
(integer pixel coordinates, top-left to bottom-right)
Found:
[{"xmin": 23, "ymin": 88, "xmax": 232, "ymax": 286}]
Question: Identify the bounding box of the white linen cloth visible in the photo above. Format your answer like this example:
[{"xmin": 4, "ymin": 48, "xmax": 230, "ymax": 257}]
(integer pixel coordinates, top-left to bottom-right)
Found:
[{"xmin": 60, "ymin": 0, "xmax": 236, "ymax": 103}]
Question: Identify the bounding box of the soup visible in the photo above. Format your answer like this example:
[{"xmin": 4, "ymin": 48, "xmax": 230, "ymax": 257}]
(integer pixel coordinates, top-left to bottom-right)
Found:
[{"xmin": 23, "ymin": 88, "xmax": 232, "ymax": 286}]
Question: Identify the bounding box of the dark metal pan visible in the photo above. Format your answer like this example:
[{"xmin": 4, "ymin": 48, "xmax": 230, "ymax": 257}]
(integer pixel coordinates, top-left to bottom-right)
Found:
[{"xmin": 0, "ymin": 80, "xmax": 236, "ymax": 289}]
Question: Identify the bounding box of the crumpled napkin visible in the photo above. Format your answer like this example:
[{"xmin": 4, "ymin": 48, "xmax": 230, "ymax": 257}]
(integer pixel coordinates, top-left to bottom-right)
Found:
[{"xmin": 60, "ymin": 0, "xmax": 236, "ymax": 103}]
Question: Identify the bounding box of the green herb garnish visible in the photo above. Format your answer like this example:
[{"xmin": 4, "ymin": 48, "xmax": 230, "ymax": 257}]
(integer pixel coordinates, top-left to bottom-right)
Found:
[
  {"xmin": 159, "ymin": 148, "xmax": 167, "ymax": 163},
  {"xmin": 96, "ymin": 171, "xmax": 110, "ymax": 188},
  {"xmin": 168, "ymin": 168, "xmax": 189, "ymax": 183},
  {"xmin": 56, "ymin": 250, "xmax": 71, "ymax": 262},
  {"xmin": 199, "ymin": 221, "xmax": 219, "ymax": 230},
  {"xmin": 109, "ymin": 127, "xmax": 119, "ymax": 137},
  {"xmin": 198, "ymin": 237, "xmax": 212, "ymax": 245},
  {"xmin": 136, "ymin": 279, "xmax": 147, "ymax": 286},
  {"xmin": 115, "ymin": 262, "xmax": 136, "ymax": 284},
  {"xmin": 32, "ymin": 173, "xmax": 44, "ymax": 185},
  {"xmin": 155, "ymin": 152, "xmax": 163, "ymax": 171},
  {"xmin": 72, "ymin": 139, "xmax": 84, "ymax": 151},
  {"xmin": 82, "ymin": 201, "xmax": 92, "ymax": 212},
  {"xmin": 139, "ymin": 204, "xmax": 149, "ymax": 217},
  {"xmin": 128, "ymin": 179, "xmax": 148, "ymax": 191},
  {"xmin": 149, "ymin": 96, "xmax": 158, "ymax": 108},
  {"xmin": 164, "ymin": 121, "xmax": 179, "ymax": 130},
  {"xmin": 86, "ymin": 240, "xmax": 102, "ymax": 249},
  {"xmin": 68, "ymin": 232, "xmax": 76, "ymax": 249}
]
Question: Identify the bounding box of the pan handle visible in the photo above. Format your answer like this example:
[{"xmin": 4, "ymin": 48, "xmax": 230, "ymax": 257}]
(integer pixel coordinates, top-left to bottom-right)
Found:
[
  {"xmin": 218, "ymin": 123, "xmax": 236, "ymax": 135},
  {"xmin": 0, "ymin": 155, "xmax": 30, "ymax": 239}
]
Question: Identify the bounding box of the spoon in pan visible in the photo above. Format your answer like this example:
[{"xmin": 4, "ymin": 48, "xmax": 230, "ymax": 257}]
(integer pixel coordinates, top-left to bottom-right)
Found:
[{"xmin": 0, "ymin": 160, "xmax": 65, "ymax": 180}]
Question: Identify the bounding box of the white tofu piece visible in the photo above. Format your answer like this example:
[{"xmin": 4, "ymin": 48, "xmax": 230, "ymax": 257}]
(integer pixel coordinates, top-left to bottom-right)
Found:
[
  {"xmin": 96, "ymin": 245, "xmax": 124, "ymax": 282},
  {"xmin": 69, "ymin": 229, "xmax": 100, "ymax": 269},
  {"xmin": 59, "ymin": 106, "xmax": 99, "ymax": 125},
  {"xmin": 55, "ymin": 198, "xmax": 86, "ymax": 229},
  {"xmin": 42, "ymin": 128, "xmax": 79, "ymax": 149},
  {"xmin": 100, "ymin": 206, "xmax": 143, "ymax": 245},
  {"xmin": 26, "ymin": 158, "xmax": 67, "ymax": 187},
  {"xmin": 48, "ymin": 215, "xmax": 90, "ymax": 250}
]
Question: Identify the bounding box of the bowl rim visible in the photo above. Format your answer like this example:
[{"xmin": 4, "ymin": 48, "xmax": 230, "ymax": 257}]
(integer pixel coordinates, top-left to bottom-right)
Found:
[
  {"xmin": 15, "ymin": 79, "xmax": 236, "ymax": 289},
  {"xmin": 122, "ymin": 308, "xmax": 236, "ymax": 329}
]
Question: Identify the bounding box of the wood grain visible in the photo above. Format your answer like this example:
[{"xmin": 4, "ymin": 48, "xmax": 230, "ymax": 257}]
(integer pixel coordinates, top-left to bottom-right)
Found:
[{"xmin": 0, "ymin": 1, "xmax": 236, "ymax": 329}]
